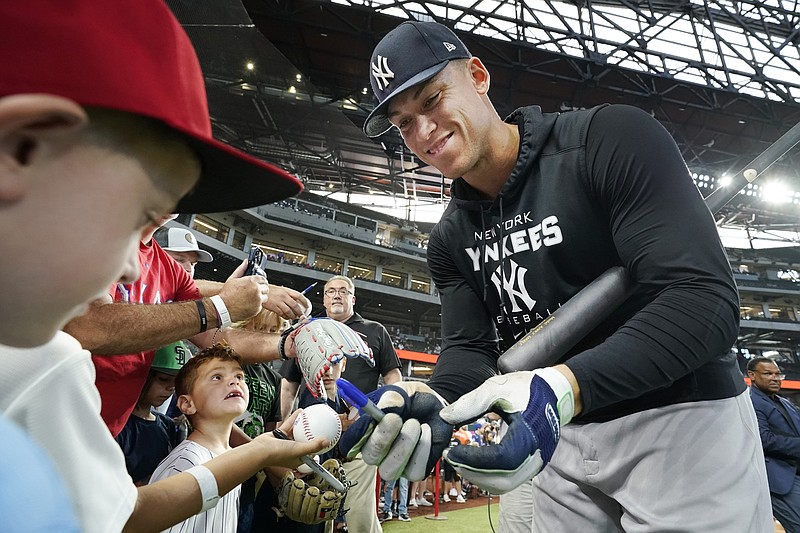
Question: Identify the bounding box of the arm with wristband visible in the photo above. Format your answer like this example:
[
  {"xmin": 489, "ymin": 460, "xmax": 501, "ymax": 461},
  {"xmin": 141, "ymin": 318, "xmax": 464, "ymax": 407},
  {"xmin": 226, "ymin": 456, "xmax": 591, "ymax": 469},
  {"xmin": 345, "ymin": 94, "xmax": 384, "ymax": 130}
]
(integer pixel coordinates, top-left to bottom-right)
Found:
[
  {"xmin": 127, "ymin": 411, "xmax": 329, "ymax": 533},
  {"xmin": 196, "ymin": 256, "xmax": 312, "ymax": 320},
  {"xmin": 65, "ymin": 274, "xmax": 267, "ymax": 354}
]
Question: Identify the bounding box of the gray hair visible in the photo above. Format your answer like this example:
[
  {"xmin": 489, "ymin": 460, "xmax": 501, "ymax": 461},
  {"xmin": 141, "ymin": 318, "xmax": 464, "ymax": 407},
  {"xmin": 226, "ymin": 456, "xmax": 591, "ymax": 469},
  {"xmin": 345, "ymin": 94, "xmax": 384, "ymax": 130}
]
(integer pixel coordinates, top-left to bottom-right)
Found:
[{"xmin": 325, "ymin": 275, "xmax": 355, "ymax": 295}]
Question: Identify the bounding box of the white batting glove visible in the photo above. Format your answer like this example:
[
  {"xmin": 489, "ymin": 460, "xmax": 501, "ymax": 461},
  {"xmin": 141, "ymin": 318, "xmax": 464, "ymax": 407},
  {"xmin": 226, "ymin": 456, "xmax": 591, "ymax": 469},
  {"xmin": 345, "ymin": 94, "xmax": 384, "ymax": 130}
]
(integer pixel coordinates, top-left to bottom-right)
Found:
[
  {"xmin": 338, "ymin": 382, "xmax": 453, "ymax": 482},
  {"xmin": 439, "ymin": 369, "xmax": 574, "ymax": 494}
]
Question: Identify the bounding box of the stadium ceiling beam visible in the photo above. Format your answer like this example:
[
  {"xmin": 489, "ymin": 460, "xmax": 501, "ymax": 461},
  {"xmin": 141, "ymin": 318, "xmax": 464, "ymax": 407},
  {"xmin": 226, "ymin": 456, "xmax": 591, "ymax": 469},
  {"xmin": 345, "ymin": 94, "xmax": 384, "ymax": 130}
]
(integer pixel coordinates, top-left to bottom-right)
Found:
[{"xmin": 211, "ymin": 0, "xmax": 800, "ymax": 219}]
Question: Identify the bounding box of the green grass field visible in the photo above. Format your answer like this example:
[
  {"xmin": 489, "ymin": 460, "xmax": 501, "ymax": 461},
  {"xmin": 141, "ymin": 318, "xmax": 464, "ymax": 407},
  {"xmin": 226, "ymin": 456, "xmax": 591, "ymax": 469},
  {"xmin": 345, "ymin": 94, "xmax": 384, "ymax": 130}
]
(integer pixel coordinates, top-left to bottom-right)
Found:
[{"xmin": 381, "ymin": 502, "xmax": 501, "ymax": 532}]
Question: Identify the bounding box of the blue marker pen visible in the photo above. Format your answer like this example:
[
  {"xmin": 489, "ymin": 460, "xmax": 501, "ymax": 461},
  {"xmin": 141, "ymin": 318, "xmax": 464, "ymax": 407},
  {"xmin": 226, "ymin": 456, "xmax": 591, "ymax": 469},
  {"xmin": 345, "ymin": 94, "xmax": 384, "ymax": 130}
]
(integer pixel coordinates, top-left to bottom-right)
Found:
[
  {"xmin": 336, "ymin": 378, "xmax": 385, "ymax": 422},
  {"xmin": 301, "ymin": 282, "xmax": 318, "ymax": 295}
]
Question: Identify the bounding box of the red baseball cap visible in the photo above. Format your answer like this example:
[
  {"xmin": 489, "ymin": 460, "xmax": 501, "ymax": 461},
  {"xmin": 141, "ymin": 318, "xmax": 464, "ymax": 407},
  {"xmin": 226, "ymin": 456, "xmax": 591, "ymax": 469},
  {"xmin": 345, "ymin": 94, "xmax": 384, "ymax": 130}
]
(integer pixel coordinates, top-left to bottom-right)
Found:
[{"xmin": 0, "ymin": 1, "xmax": 302, "ymax": 213}]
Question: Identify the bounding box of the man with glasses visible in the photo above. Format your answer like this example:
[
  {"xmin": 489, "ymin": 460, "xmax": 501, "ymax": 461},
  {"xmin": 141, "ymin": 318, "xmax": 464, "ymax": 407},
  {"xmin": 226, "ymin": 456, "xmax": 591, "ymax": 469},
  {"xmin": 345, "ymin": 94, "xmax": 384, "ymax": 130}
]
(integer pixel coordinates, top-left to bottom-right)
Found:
[
  {"xmin": 281, "ymin": 274, "xmax": 402, "ymax": 532},
  {"xmin": 749, "ymin": 356, "xmax": 800, "ymax": 532}
]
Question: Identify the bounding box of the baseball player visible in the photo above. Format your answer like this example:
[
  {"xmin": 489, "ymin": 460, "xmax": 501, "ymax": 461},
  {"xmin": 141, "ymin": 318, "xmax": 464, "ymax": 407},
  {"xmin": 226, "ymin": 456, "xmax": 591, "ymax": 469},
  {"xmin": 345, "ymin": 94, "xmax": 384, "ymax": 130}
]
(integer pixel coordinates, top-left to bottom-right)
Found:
[{"xmin": 340, "ymin": 21, "xmax": 773, "ymax": 532}]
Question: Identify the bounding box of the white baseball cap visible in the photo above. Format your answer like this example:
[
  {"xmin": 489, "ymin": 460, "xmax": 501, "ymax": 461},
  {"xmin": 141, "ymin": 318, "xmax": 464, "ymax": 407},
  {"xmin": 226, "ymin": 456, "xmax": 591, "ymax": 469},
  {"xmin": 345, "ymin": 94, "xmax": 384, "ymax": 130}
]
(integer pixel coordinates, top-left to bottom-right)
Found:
[{"xmin": 162, "ymin": 228, "xmax": 213, "ymax": 263}]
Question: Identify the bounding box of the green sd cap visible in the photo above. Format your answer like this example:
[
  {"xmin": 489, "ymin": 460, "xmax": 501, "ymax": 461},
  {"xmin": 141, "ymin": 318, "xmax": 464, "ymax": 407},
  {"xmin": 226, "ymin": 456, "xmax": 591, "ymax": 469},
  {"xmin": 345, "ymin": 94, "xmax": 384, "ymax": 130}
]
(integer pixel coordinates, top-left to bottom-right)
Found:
[{"xmin": 152, "ymin": 341, "xmax": 189, "ymax": 376}]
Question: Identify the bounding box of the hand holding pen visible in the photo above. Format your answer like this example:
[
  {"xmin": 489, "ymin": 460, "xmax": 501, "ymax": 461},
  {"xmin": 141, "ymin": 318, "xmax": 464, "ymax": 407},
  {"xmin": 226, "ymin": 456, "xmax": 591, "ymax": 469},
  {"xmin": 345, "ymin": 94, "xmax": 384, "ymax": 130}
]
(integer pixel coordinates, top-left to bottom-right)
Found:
[
  {"xmin": 283, "ymin": 282, "xmax": 317, "ymax": 321},
  {"xmin": 336, "ymin": 378, "xmax": 385, "ymax": 422},
  {"xmin": 300, "ymin": 282, "xmax": 318, "ymax": 296}
]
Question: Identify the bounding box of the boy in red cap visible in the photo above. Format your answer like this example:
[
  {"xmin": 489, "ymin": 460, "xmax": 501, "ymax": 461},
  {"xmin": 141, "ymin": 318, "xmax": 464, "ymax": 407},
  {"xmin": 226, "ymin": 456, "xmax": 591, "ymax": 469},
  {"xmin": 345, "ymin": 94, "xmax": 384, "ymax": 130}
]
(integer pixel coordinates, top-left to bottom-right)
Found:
[{"xmin": 0, "ymin": 2, "xmax": 329, "ymax": 532}]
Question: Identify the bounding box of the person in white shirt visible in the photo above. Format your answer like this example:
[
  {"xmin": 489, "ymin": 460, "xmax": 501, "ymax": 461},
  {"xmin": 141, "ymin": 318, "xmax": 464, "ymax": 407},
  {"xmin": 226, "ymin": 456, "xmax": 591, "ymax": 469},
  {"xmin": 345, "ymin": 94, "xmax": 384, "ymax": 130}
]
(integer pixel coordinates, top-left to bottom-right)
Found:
[{"xmin": 0, "ymin": 2, "xmax": 328, "ymax": 532}]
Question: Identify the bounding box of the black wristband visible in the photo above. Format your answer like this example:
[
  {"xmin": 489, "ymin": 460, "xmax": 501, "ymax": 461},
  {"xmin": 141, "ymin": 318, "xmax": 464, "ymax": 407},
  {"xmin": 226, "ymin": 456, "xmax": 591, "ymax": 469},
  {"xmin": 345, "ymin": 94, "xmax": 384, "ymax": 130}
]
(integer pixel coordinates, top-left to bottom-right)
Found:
[
  {"xmin": 195, "ymin": 299, "xmax": 208, "ymax": 333},
  {"xmin": 278, "ymin": 328, "xmax": 291, "ymax": 361}
]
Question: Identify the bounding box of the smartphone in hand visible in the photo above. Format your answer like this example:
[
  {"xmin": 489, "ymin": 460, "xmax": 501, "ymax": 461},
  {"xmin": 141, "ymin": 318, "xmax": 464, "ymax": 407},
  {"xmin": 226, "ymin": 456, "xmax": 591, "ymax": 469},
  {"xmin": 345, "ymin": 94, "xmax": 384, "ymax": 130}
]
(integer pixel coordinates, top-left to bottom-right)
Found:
[{"xmin": 245, "ymin": 246, "xmax": 268, "ymax": 279}]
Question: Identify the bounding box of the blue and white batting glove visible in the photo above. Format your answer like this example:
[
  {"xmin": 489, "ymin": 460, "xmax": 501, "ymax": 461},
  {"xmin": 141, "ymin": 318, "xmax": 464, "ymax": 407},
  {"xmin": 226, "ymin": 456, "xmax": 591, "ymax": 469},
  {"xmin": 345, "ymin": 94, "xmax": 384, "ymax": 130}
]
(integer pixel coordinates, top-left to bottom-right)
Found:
[
  {"xmin": 439, "ymin": 368, "xmax": 575, "ymax": 494},
  {"xmin": 338, "ymin": 382, "xmax": 453, "ymax": 482}
]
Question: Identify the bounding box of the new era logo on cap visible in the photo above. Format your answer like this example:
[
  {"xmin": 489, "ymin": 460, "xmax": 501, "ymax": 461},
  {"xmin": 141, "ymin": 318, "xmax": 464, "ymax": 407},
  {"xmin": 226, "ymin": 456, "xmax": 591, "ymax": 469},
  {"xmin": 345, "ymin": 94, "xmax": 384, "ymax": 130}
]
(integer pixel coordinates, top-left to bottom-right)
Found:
[{"xmin": 364, "ymin": 21, "xmax": 471, "ymax": 138}]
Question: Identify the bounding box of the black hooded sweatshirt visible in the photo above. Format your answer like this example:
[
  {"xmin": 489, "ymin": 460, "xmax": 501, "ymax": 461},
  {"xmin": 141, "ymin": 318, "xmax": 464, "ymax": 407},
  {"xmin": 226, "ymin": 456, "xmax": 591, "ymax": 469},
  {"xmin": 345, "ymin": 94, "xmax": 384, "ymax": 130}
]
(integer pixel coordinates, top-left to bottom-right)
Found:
[{"xmin": 426, "ymin": 104, "xmax": 744, "ymax": 423}]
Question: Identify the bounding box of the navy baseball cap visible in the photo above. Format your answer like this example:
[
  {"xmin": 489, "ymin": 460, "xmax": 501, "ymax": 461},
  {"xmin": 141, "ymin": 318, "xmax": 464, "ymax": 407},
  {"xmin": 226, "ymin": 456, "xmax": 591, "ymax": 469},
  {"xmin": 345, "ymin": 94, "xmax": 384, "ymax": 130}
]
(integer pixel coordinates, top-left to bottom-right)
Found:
[{"xmin": 364, "ymin": 21, "xmax": 471, "ymax": 138}]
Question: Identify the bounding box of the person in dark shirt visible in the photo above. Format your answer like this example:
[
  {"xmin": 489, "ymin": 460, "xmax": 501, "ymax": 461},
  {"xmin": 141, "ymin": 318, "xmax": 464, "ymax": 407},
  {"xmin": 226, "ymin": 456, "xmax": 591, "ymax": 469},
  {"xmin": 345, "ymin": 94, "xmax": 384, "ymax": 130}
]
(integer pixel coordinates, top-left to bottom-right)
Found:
[
  {"xmin": 280, "ymin": 275, "xmax": 401, "ymax": 412},
  {"xmin": 116, "ymin": 341, "xmax": 188, "ymax": 485},
  {"xmin": 281, "ymin": 274, "xmax": 400, "ymax": 533},
  {"xmin": 749, "ymin": 357, "xmax": 800, "ymax": 532},
  {"xmin": 341, "ymin": 20, "xmax": 772, "ymax": 532}
]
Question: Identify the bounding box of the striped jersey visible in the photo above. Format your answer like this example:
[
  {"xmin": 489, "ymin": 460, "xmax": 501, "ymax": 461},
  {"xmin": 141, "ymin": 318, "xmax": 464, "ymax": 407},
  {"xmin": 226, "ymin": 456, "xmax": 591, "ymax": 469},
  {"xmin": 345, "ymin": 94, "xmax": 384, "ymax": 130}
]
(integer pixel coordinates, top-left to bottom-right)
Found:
[{"xmin": 150, "ymin": 440, "xmax": 240, "ymax": 533}]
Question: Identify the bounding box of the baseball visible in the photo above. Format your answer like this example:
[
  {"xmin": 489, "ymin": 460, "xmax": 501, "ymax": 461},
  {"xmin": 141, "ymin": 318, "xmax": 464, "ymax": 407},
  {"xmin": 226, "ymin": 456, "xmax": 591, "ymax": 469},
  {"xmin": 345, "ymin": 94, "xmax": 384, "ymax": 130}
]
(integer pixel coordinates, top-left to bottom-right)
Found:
[{"xmin": 293, "ymin": 404, "xmax": 342, "ymax": 454}]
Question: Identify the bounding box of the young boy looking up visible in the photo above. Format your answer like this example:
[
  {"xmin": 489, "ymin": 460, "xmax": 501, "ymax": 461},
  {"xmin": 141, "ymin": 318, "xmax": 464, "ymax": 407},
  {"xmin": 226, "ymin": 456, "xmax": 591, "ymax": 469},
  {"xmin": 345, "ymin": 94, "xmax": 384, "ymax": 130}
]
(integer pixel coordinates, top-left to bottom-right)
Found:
[{"xmin": 151, "ymin": 343, "xmax": 251, "ymax": 532}]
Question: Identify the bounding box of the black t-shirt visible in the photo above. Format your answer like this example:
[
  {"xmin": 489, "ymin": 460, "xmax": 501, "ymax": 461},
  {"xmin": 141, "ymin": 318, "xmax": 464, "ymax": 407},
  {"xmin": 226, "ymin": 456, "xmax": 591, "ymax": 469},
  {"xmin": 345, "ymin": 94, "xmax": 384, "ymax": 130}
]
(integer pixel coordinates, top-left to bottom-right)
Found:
[
  {"xmin": 237, "ymin": 363, "xmax": 282, "ymax": 438},
  {"xmin": 115, "ymin": 411, "xmax": 181, "ymax": 484},
  {"xmin": 281, "ymin": 313, "xmax": 401, "ymax": 394}
]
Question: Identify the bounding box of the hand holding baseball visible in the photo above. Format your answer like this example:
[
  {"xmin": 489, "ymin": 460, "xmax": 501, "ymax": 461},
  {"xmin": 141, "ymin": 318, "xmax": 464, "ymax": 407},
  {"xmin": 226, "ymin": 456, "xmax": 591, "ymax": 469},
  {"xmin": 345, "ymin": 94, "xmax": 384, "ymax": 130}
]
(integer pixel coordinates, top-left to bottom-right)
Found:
[
  {"xmin": 293, "ymin": 404, "xmax": 342, "ymax": 454},
  {"xmin": 254, "ymin": 410, "xmax": 331, "ymax": 469}
]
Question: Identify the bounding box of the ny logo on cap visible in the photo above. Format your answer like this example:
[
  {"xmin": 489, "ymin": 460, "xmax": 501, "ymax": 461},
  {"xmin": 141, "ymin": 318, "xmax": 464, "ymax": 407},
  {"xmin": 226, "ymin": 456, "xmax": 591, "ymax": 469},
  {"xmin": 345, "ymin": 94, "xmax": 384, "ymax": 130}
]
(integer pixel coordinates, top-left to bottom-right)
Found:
[
  {"xmin": 372, "ymin": 55, "xmax": 394, "ymax": 90},
  {"xmin": 443, "ymin": 41, "xmax": 456, "ymax": 52}
]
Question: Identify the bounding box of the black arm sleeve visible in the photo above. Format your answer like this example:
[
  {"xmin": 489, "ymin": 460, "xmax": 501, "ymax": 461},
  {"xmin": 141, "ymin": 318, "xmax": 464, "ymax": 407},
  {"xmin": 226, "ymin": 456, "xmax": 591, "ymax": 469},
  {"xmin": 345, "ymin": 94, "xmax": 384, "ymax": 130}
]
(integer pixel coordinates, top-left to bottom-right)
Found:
[
  {"xmin": 279, "ymin": 357, "xmax": 300, "ymax": 384},
  {"xmin": 567, "ymin": 105, "xmax": 740, "ymax": 414},
  {"xmin": 426, "ymin": 227, "xmax": 502, "ymax": 404}
]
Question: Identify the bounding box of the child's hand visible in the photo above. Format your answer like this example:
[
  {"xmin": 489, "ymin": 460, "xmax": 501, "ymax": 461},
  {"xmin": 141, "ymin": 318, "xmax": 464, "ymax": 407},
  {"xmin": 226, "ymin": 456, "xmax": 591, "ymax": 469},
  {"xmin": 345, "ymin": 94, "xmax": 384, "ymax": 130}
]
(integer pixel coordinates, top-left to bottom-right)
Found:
[
  {"xmin": 339, "ymin": 413, "xmax": 354, "ymax": 433},
  {"xmin": 277, "ymin": 409, "xmax": 302, "ymax": 439},
  {"xmin": 254, "ymin": 410, "xmax": 330, "ymax": 469}
]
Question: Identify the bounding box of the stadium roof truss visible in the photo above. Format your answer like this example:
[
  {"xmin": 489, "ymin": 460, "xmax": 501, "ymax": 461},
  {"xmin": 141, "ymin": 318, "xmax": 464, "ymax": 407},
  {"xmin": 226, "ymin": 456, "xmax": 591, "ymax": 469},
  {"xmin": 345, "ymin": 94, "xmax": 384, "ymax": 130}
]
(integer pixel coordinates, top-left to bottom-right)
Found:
[{"xmin": 176, "ymin": 0, "xmax": 800, "ymax": 229}]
